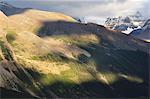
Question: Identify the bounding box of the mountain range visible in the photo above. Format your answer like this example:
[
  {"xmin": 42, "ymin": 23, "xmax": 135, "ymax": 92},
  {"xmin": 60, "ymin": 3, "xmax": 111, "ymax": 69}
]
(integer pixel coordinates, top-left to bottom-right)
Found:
[
  {"xmin": 76, "ymin": 11, "xmax": 149, "ymax": 42},
  {"xmin": 105, "ymin": 11, "xmax": 145, "ymax": 30},
  {"xmin": 0, "ymin": 2, "xmax": 149, "ymax": 98}
]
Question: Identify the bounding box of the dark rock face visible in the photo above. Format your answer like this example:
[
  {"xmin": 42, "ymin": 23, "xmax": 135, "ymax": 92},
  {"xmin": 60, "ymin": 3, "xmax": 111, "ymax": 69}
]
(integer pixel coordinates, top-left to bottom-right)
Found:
[
  {"xmin": 131, "ymin": 29, "xmax": 143, "ymax": 36},
  {"xmin": 0, "ymin": 87, "xmax": 37, "ymax": 99},
  {"xmin": 114, "ymin": 24, "xmax": 129, "ymax": 31}
]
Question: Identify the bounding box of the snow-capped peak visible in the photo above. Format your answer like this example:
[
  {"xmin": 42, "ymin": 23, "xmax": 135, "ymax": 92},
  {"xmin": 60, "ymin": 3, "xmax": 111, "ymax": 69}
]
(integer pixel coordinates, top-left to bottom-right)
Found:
[{"xmin": 104, "ymin": 11, "xmax": 146, "ymax": 33}]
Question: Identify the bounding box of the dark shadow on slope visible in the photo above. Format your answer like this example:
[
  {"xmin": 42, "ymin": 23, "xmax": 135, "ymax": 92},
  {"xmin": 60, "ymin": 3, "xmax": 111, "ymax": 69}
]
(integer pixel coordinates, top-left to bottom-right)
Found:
[
  {"xmin": 41, "ymin": 80, "xmax": 115, "ymax": 98},
  {"xmin": 22, "ymin": 68, "xmax": 149, "ymax": 98},
  {"xmin": 78, "ymin": 44, "xmax": 149, "ymax": 79},
  {"xmin": 37, "ymin": 20, "xmax": 107, "ymax": 37},
  {"xmin": 41, "ymin": 80, "xmax": 149, "ymax": 98},
  {"xmin": 35, "ymin": 20, "xmax": 149, "ymax": 98},
  {"xmin": 2, "ymin": 64, "xmax": 148, "ymax": 98},
  {"xmin": 0, "ymin": 87, "xmax": 37, "ymax": 99},
  {"xmin": 78, "ymin": 44, "xmax": 149, "ymax": 98}
]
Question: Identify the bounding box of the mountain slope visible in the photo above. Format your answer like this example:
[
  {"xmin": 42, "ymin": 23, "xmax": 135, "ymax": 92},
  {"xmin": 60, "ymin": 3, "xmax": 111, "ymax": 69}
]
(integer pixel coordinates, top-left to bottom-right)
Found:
[{"xmin": 0, "ymin": 4, "xmax": 149, "ymax": 98}]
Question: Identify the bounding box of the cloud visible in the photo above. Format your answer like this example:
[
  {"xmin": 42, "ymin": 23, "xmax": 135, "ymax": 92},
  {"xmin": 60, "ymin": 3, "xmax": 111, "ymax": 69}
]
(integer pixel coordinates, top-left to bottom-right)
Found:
[
  {"xmin": 4, "ymin": 0, "xmax": 150, "ymax": 18},
  {"xmin": 138, "ymin": 0, "xmax": 150, "ymax": 19}
]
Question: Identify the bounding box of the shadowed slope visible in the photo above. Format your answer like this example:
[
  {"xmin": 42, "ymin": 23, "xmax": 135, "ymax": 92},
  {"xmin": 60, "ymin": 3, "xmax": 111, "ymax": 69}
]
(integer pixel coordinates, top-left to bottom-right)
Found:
[
  {"xmin": 37, "ymin": 21, "xmax": 149, "ymax": 53},
  {"xmin": 0, "ymin": 87, "xmax": 37, "ymax": 99}
]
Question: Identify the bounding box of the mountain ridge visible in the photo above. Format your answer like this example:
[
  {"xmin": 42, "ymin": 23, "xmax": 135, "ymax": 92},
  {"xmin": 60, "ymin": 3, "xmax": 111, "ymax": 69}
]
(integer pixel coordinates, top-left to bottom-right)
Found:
[{"xmin": 0, "ymin": 3, "xmax": 149, "ymax": 98}]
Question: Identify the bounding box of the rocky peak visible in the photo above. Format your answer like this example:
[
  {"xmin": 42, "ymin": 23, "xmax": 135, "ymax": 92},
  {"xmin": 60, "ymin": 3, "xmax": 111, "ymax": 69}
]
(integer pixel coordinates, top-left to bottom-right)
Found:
[{"xmin": 104, "ymin": 11, "xmax": 146, "ymax": 33}]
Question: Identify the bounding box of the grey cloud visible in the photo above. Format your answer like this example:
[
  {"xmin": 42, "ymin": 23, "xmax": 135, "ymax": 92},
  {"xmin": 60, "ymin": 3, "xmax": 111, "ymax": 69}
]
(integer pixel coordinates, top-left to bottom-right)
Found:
[
  {"xmin": 115, "ymin": 0, "xmax": 127, "ymax": 3},
  {"xmin": 138, "ymin": 1, "xmax": 150, "ymax": 19},
  {"xmin": 4, "ymin": 0, "xmax": 150, "ymax": 18}
]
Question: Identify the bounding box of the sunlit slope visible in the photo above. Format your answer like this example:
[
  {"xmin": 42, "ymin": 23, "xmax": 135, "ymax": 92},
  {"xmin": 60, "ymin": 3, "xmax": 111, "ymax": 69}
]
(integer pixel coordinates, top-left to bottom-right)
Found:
[
  {"xmin": 8, "ymin": 9, "xmax": 76, "ymax": 32},
  {"xmin": 0, "ymin": 9, "xmax": 149, "ymax": 98}
]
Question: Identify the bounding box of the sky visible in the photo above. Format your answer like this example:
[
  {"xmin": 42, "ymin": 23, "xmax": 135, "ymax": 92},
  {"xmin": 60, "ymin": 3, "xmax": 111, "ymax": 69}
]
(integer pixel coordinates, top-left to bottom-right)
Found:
[{"xmin": 1, "ymin": 0, "xmax": 150, "ymax": 19}]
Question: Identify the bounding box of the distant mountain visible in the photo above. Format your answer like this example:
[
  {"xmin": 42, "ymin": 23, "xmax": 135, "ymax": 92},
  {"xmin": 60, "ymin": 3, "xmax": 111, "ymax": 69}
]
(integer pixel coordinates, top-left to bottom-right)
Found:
[
  {"xmin": 130, "ymin": 19, "xmax": 150, "ymax": 42},
  {"xmin": 0, "ymin": 3, "xmax": 149, "ymax": 99},
  {"xmin": 105, "ymin": 11, "xmax": 146, "ymax": 34},
  {"xmin": 74, "ymin": 16, "xmax": 105, "ymax": 25},
  {"xmin": 75, "ymin": 12, "xmax": 147, "ymax": 35},
  {"xmin": 104, "ymin": 12, "xmax": 150, "ymax": 42},
  {"xmin": 0, "ymin": 2, "xmax": 30, "ymax": 16}
]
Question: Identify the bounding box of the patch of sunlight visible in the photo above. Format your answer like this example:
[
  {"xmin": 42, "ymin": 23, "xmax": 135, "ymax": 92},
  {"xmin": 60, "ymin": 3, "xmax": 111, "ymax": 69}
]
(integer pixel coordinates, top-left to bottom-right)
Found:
[
  {"xmin": 39, "ymin": 72, "xmax": 78, "ymax": 87},
  {"xmin": 78, "ymin": 71, "xmax": 94, "ymax": 83},
  {"xmin": 96, "ymin": 72, "xmax": 143, "ymax": 85},
  {"xmin": 96, "ymin": 72, "xmax": 119, "ymax": 85},
  {"xmin": 39, "ymin": 62, "xmax": 95, "ymax": 85},
  {"xmin": 144, "ymin": 39, "xmax": 150, "ymax": 42},
  {"xmin": 119, "ymin": 74, "xmax": 143, "ymax": 83},
  {"xmin": 39, "ymin": 74, "xmax": 56, "ymax": 86},
  {"xmin": 6, "ymin": 30, "xmax": 18, "ymax": 45},
  {"xmin": 60, "ymin": 69, "xmax": 80, "ymax": 83},
  {"xmin": 17, "ymin": 55, "xmax": 70, "ymax": 75},
  {"xmin": 51, "ymin": 34, "xmax": 99, "ymax": 45}
]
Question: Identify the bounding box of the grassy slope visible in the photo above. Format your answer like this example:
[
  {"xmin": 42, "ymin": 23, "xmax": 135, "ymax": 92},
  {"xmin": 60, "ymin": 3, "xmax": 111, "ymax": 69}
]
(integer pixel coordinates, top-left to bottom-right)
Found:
[{"xmin": 0, "ymin": 10, "xmax": 149, "ymax": 98}]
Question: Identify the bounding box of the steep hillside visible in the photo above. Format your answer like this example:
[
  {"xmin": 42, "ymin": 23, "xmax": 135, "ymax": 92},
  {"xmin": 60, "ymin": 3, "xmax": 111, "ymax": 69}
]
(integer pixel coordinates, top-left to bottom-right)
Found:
[{"xmin": 0, "ymin": 6, "xmax": 149, "ymax": 98}]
